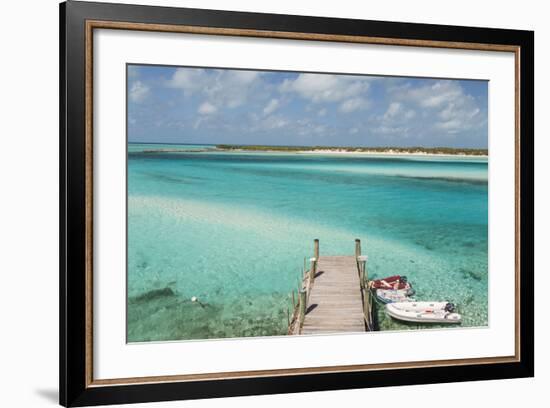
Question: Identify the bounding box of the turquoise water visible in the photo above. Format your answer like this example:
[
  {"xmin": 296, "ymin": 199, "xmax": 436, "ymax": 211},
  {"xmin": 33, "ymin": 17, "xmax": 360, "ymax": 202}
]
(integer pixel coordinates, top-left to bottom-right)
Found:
[{"xmin": 127, "ymin": 144, "xmax": 488, "ymax": 342}]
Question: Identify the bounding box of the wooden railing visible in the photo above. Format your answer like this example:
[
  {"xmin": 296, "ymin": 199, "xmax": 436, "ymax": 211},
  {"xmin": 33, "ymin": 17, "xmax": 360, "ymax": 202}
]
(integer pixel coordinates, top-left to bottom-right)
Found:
[
  {"xmin": 288, "ymin": 239, "xmax": 318, "ymax": 334},
  {"xmin": 356, "ymin": 239, "xmax": 375, "ymax": 331}
]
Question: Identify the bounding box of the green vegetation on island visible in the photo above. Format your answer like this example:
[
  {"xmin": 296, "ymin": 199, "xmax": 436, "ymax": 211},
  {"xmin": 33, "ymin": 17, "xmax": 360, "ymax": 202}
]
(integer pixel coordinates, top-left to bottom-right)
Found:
[{"xmin": 215, "ymin": 144, "xmax": 488, "ymax": 156}]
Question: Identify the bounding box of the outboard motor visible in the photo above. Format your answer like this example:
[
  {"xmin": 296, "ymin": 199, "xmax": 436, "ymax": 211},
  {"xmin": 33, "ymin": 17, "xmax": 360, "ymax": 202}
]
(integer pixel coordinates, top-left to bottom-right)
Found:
[
  {"xmin": 444, "ymin": 303, "xmax": 456, "ymax": 313},
  {"xmin": 401, "ymin": 276, "xmax": 408, "ymax": 283}
]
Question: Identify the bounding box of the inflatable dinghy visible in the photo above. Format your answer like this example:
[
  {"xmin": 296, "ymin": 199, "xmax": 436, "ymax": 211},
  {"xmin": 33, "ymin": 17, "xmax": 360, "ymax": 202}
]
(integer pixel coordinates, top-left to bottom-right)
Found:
[
  {"xmin": 386, "ymin": 302, "xmax": 462, "ymax": 324},
  {"xmin": 370, "ymin": 275, "xmax": 411, "ymax": 291},
  {"xmin": 375, "ymin": 288, "xmax": 415, "ymax": 304}
]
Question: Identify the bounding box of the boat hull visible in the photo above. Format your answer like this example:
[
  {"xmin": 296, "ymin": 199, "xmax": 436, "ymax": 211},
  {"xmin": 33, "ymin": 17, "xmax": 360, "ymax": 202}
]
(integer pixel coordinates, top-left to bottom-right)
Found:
[
  {"xmin": 374, "ymin": 288, "xmax": 414, "ymax": 304},
  {"xmin": 386, "ymin": 302, "xmax": 462, "ymax": 324}
]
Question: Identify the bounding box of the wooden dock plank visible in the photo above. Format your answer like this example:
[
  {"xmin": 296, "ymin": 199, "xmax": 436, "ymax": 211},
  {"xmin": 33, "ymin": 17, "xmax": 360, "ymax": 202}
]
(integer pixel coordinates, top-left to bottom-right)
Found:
[{"xmin": 300, "ymin": 255, "xmax": 365, "ymax": 335}]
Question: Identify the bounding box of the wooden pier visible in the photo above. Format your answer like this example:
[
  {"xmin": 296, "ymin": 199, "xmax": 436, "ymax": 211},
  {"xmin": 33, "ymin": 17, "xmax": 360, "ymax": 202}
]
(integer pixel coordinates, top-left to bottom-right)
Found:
[{"xmin": 288, "ymin": 239, "xmax": 375, "ymax": 335}]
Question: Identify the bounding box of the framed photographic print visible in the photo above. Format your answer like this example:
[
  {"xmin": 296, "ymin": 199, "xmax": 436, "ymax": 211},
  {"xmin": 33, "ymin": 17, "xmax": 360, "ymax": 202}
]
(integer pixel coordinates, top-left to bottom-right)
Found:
[{"xmin": 59, "ymin": 0, "xmax": 534, "ymax": 406}]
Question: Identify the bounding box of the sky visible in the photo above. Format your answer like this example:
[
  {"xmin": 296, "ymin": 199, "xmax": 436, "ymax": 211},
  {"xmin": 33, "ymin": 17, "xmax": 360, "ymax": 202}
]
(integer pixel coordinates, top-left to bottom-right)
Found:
[{"xmin": 127, "ymin": 64, "xmax": 488, "ymax": 148}]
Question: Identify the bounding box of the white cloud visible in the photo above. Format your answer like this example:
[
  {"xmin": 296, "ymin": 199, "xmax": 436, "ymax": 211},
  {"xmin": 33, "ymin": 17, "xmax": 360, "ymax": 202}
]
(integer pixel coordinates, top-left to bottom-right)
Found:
[
  {"xmin": 399, "ymin": 81, "xmax": 464, "ymax": 109},
  {"xmin": 434, "ymin": 98, "xmax": 482, "ymax": 133},
  {"xmin": 382, "ymin": 103, "xmax": 415, "ymax": 121},
  {"xmin": 198, "ymin": 101, "xmax": 217, "ymax": 115},
  {"xmin": 436, "ymin": 119, "xmax": 462, "ymax": 130},
  {"xmin": 167, "ymin": 68, "xmax": 206, "ymax": 93},
  {"xmin": 230, "ymin": 70, "xmax": 260, "ymax": 85},
  {"xmin": 405, "ymin": 110, "xmax": 416, "ymax": 119},
  {"xmin": 168, "ymin": 68, "xmax": 264, "ymax": 109},
  {"xmin": 318, "ymin": 108, "xmax": 327, "ymax": 117},
  {"xmin": 280, "ymin": 73, "xmax": 370, "ymax": 104},
  {"xmin": 339, "ymin": 97, "xmax": 367, "ymax": 113},
  {"xmin": 129, "ymin": 81, "xmax": 149, "ymax": 103},
  {"xmin": 263, "ymin": 99, "xmax": 280, "ymax": 115},
  {"xmin": 193, "ymin": 117, "xmax": 205, "ymax": 129},
  {"xmin": 249, "ymin": 114, "xmax": 290, "ymax": 132},
  {"xmin": 421, "ymin": 82, "xmax": 461, "ymax": 108},
  {"xmin": 314, "ymin": 125, "xmax": 326, "ymax": 134},
  {"xmin": 384, "ymin": 102, "xmax": 401, "ymax": 119},
  {"xmin": 128, "ymin": 66, "xmax": 140, "ymax": 79},
  {"xmin": 388, "ymin": 80, "xmax": 486, "ymax": 135},
  {"xmin": 374, "ymin": 125, "xmax": 410, "ymax": 136},
  {"xmin": 272, "ymin": 118, "xmax": 288, "ymax": 129}
]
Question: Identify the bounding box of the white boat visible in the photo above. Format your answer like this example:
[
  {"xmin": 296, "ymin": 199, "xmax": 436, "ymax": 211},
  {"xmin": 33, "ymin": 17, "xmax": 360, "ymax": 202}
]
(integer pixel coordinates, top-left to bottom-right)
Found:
[
  {"xmin": 386, "ymin": 302, "xmax": 462, "ymax": 324},
  {"xmin": 375, "ymin": 288, "xmax": 414, "ymax": 304}
]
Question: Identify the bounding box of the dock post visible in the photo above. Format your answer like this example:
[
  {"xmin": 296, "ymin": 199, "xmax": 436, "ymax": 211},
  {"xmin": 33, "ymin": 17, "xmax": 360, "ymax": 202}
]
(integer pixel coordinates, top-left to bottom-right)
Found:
[
  {"xmin": 355, "ymin": 238, "xmax": 361, "ymax": 257},
  {"xmin": 357, "ymin": 255, "xmax": 368, "ymax": 289},
  {"xmin": 314, "ymin": 239, "xmax": 319, "ymax": 260},
  {"xmin": 299, "ymin": 289, "xmax": 307, "ymax": 331},
  {"xmin": 309, "ymin": 258, "xmax": 316, "ymax": 285},
  {"xmin": 364, "ymin": 255, "xmax": 368, "ymax": 282}
]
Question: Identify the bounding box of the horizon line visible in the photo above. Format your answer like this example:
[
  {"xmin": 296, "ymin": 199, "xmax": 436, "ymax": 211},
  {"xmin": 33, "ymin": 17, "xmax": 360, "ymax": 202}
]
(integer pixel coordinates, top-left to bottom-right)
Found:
[{"xmin": 128, "ymin": 141, "xmax": 488, "ymax": 150}]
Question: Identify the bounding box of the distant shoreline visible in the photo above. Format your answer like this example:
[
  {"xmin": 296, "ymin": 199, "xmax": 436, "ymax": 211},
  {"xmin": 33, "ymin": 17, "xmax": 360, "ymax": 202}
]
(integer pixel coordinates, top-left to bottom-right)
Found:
[
  {"xmin": 137, "ymin": 144, "xmax": 488, "ymax": 157},
  {"xmin": 217, "ymin": 145, "xmax": 488, "ymax": 157}
]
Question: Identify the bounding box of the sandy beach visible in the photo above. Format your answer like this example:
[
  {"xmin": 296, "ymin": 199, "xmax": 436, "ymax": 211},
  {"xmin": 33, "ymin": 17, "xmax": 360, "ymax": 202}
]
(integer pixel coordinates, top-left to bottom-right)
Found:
[
  {"xmin": 290, "ymin": 149, "xmax": 487, "ymax": 158},
  {"xmin": 214, "ymin": 148, "xmax": 488, "ymax": 158},
  {"xmin": 139, "ymin": 146, "xmax": 488, "ymax": 158}
]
